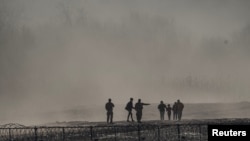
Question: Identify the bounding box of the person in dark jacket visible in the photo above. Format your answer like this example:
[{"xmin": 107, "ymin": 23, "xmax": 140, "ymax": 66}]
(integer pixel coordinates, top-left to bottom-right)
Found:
[
  {"xmin": 176, "ymin": 99, "xmax": 184, "ymax": 120},
  {"xmin": 125, "ymin": 98, "xmax": 134, "ymax": 122},
  {"xmin": 172, "ymin": 102, "xmax": 177, "ymax": 120},
  {"xmin": 158, "ymin": 101, "xmax": 167, "ymax": 120},
  {"xmin": 134, "ymin": 99, "xmax": 150, "ymax": 123},
  {"xmin": 105, "ymin": 98, "xmax": 115, "ymax": 123},
  {"xmin": 166, "ymin": 104, "xmax": 172, "ymax": 120}
]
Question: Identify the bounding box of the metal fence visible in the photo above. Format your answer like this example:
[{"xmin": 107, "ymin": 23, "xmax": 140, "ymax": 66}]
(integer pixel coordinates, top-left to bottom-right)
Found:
[{"xmin": 0, "ymin": 124, "xmax": 208, "ymax": 141}]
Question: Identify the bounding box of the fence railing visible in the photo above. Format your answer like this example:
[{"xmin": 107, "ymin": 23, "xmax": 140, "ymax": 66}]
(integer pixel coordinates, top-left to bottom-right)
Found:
[{"xmin": 0, "ymin": 124, "xmax": 208, "ymax": 141}]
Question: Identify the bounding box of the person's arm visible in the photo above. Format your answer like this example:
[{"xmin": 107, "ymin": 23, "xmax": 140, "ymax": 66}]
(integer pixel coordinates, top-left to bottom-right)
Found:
[
  {"xmin": 131, "ymin": 103, "xmax": 135, "ymax": 109},
  {"xmin": 132, "ymin": 104, "xmax": 135, "ymax": 109},
  {"xmin": 130, "ymin": 103, "xmax": 134, "ymax": 109}
]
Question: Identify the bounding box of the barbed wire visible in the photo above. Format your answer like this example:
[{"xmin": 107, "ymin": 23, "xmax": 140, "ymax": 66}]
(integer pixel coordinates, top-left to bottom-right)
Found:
[
  {"xmin": 0, "ymin": 124, "xmax": 208, "ymax": 141},
  {"xmin": 0, "ymin": 123, "xmax": 26, "ymax": 128}
]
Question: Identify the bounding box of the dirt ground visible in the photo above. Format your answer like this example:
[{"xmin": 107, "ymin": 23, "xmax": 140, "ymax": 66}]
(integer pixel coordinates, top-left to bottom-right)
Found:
[{"xmin": 41, "ymin": 118, "xmax": 250, "ymax": 127}]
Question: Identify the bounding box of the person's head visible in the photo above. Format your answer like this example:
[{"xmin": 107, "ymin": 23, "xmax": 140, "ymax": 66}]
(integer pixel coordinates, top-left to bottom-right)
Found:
[
  {"xmin": 138, "ymin": 99, "xmax": 141, "ymax": 103},
  {"xmin": 160, "ymin": 101, "xmax": 163, "ymax": 104},
  {"xmin": 177, "ymin": 99, "xmax": 180, "ymax": 103},
  {"xmin": 108, "ymin": 98, "xmax": 111, "ymax": 102},
  {"xmin": 130, "ymin": 98, "xmax": 133, "ymax": 101},
  {"xmin": 168, "ymin": 104, "xmax": 170, "ymax": 106}
]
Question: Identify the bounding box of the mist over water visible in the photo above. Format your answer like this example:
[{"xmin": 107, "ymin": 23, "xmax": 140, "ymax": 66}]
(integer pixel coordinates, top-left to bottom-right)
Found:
[{"xmin": 1, "ymin": 0, "xmax": 250, "ymax": 125}]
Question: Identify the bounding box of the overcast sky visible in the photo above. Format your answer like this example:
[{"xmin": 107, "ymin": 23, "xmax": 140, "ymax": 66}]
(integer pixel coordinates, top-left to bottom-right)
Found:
[{"xmin": 1, "ymin": 0, "xmax": 250, "ymax": 124}]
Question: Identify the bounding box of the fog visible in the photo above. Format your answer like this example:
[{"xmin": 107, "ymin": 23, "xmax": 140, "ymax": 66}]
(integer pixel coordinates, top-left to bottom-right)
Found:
[{"xmin": 1, "ymin": 0, "xmax": 250, "ymax": 125}]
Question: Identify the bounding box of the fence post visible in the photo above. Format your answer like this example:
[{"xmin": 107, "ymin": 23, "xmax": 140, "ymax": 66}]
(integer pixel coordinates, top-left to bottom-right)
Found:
[
  {"xmin": 177, "ymin": 124, "xmax": 181, "ymax": 141},
  {"xmin": 62, "ymin": 127, "xmax": 65, "ymax": 141},
  {"xmin": 199, "ymin": 125, "xmax": 202, "ymax": 141},
  {"xmin": 138, "ymin": 124, "xmax": 141, "ymax": 141},
  {"xmin": 114, "ymin": 126, "xmax": 117, "ymax": 141},
  {"xmin": 90, "ymin": 126, "xmax": 93, "ymax": 140},
  {"xmin": 34, "ymin": 127, "xmax": 38, "ymax": 141},
  {"xmin": 158, "ymin": 126, "xmax": 160, "ymax": 141},
  {"xmin": 8, "ymin": 128, "xmax": 11, "ymax": 141}
]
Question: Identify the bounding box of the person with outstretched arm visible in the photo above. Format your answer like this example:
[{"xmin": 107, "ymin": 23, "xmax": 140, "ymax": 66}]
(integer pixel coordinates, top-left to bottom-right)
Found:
[{"xmin": 134, "ymin": 99, "xmax": 150, "ymax": 123}]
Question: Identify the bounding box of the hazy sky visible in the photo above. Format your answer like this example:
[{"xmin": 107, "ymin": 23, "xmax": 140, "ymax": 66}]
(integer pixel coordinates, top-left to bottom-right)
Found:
[{"xmin": 1, "ymin": 0, "xmax": 250, "ymax": 124}]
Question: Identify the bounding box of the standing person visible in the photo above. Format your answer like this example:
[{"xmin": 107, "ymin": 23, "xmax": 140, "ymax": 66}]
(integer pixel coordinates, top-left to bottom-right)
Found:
[
  {"xmin": 172, "ymin": 102, "xmax": 177, "ymax": 120},
  {"xmin": 105, "ymin": 98, "xmax": 115, "ymax": 124},
  {"xmin": 166, "ymin": 104, "xmax": 172, "ymax": 120},
  {"xmin": 134, "ymin": 99, "xmax": 150, "ymax": 123},
  {"xmin": 125, "ymin": 98, "xmax": 134, "ymax": 122},
  {"xmin": 176, "ymin": 99, "xmax": 184, "ymax": 121},
  {"xmin": 158, "ymin": 101, "xmax": 167, "ymax": 120}
]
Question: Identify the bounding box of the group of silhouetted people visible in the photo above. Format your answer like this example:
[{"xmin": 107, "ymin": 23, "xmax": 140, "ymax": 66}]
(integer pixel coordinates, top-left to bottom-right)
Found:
[
  {"xmin": 158, "ymin": 99, "xmax": 184, "ymax": 121},
  {"xmin": 105, "ymin": 98, "xmax": 184, "ymax": 124}
]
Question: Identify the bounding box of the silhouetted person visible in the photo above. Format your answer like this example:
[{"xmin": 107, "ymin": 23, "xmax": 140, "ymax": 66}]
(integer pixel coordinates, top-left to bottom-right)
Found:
[
  {"xmin": 125, "ymin": 98, "xmax": 134, "ymax": 122},
  {"xmin": 172, "ymin": 102, "xmax": 177, "ymax": 120},
  {"xmin": 158, "ymin": 101, "xmax": 167, "ymax": 120},
  {"xmin": 166, "ymin": 104, "xmax": 172, "ymax": 120},
  {"xmin": 176, "ymin": 99, "xmax": 184, "ymax": 120},
  {"xmin": 134, "ymin": 99, "xmax": 150, "ymax": 123},
  {"xmin": 105, "ymin": 98, "xmax": 114, "ymax": 123}
]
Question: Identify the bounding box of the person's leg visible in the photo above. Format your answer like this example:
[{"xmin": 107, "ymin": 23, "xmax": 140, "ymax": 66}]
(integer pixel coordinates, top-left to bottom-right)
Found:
[
  {"xmin": 139, "ymin": 111, "xmax": 142, "ymax": 122},
  {"xmin": 161, "ymin": 112, "xmax": 164, "ymax": 120},
  {"xmin": 107, "ymin": 112, "xmax": 109, "ymax": 123},
  {"xmin": 136, "ymin": 112, "xmax": 139, "ymax": 122},
  {"xmin": 130, "ymin": 111, "xmax": 134, "ymax": 121},
  {"xmin": 177, "ymin": 111, "xmax": 181, "ymax": 120},
  {"xmin": 127, "ymin": 112, "xmax": 130, "ymax": 121},
  {"xmin": 110, "ymin": 112, "xmax": 113, "ymax": 123},
  {"xmin": 138, "ymin": 113, "xmax": 141, "ymax": 122},
  {"xmin": 138, "ymin": 111, "xmax": 142, "ymax": 122}
]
